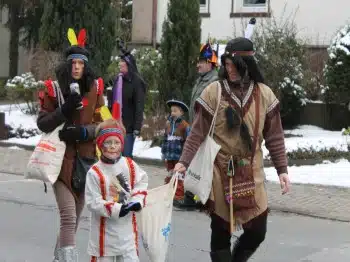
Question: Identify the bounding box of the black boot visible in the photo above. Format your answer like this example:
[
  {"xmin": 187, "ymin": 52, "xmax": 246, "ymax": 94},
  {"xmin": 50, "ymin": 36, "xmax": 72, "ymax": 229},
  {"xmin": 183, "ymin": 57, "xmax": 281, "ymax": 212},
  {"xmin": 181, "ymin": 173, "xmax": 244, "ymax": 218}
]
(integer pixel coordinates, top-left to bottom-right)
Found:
[
  {"xmin": 173, "ymin": 197, "xmax": 196, "ymax": 211},
  {"xmin": 231, "ymin": 240, "xmax": 256, "ymax": 262},
  {"xmin": 210, "ymin": 249, "xmax": 231, "ymax": 262},
  {"xmin": 173, "ymin": 191, "xmax": 197, "ymax": 211}
]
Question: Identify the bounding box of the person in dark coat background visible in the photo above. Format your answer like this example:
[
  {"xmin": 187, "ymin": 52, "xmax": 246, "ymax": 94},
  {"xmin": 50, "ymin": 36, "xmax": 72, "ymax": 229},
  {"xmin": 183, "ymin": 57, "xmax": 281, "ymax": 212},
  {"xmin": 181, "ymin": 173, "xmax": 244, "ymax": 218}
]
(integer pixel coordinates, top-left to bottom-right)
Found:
[{"xmin": 107, "ymin": 48, "xmax": 146, "ymax": 158}]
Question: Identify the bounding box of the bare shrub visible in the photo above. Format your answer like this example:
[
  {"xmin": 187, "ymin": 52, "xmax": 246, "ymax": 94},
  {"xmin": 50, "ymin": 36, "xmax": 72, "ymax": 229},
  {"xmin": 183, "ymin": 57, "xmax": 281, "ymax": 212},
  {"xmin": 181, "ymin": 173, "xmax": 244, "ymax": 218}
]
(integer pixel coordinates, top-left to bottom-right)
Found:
[
  {"xmin": 252, "ymin": 6, "xmax": 309, "ymax": 127},
  {"xmin": 28, "ymin": 47, "xmax": 62, "ymax": 80},
  {"xmin": 141, "ymin": 104, "xmax": 167, "ymax": 146}
]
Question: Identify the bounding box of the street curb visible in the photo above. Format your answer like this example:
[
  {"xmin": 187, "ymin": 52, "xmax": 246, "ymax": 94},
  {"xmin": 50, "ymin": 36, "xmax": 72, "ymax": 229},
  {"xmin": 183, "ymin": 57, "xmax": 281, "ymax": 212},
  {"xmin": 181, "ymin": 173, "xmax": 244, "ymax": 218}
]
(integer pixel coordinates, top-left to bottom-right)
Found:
[
  {"xmin": 0, "ymin": 141, "xmax": 344, "ymax": 167},
  {"xmin": 269, "ymin": 206, "xmax": 350, "ymax": 223}
]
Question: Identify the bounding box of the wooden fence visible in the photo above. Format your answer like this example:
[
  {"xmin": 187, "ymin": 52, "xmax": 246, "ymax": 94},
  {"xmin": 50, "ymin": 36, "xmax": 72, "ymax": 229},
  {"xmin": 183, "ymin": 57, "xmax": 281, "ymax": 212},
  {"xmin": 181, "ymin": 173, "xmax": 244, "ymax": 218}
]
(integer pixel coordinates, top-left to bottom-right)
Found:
[{"xmin": 298, "ymin": 102, "xmax": 350, "ymax": 130}]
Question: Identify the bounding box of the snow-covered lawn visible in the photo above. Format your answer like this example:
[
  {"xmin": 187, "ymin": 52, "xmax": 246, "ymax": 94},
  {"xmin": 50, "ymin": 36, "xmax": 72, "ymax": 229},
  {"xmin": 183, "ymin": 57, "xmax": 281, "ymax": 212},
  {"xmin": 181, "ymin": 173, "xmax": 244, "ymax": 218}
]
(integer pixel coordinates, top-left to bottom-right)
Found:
[
  {"xmin": 2, "ymin": 107, "xmax": 350, "ymax": 187},
  {"xmin": 265, "ymin": 159, "xmax": 350, "ymax": 187}
]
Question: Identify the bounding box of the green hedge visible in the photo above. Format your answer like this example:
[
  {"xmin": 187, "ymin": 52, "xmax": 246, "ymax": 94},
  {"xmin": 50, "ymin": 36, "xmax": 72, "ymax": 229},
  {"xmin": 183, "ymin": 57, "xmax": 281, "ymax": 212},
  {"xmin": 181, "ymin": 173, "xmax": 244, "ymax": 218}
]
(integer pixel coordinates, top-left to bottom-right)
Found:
[{"xmin": 266, "ymin": 147, "xmax": 350, "ymax": 160}]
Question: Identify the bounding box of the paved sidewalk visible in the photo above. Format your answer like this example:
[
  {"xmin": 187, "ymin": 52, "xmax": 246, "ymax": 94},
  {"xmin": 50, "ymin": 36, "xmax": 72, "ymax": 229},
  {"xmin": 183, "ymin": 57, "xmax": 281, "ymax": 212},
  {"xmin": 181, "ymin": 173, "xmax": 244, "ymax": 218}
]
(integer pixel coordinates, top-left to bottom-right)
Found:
[{"xmin": 1, "ymin": 147, "xmax": 350, "ymax": 222}]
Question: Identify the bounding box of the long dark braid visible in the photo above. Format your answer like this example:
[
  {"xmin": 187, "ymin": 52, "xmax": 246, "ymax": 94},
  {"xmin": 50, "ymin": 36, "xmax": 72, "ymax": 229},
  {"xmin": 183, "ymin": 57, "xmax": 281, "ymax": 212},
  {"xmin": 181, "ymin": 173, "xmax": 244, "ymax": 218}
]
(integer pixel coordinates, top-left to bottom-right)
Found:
[
  {"xmin": 223, "ymin": 55, "xmax": 253, "ymax": 151},
  {"xmin": 239, "ymin": 79, "xmax": 253, "ymax": 152}
]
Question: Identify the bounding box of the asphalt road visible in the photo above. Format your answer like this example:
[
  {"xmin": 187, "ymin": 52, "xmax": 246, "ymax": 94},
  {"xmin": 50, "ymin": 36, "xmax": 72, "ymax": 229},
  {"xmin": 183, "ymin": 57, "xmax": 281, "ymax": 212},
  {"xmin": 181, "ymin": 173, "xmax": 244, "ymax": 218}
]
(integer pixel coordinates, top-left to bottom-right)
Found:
[{"xmin": 0, "ymin": 173, "xmax": 349, "ymax": 262}]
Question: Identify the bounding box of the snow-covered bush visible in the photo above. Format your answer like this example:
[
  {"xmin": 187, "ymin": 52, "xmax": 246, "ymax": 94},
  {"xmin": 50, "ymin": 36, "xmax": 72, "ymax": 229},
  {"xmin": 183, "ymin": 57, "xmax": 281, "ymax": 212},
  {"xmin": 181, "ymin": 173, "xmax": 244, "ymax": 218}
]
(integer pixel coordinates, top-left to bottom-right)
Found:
[
  {"xmin": 279, "ymin": 76, "xmax": 307, "ymax": 121},
  {"xmin": 323, "ymin": 24, "xmax": 350, "ymax": 104},
  {"xmin": 107, "ymin": 47, "xmax": 162, "ymax": 115},
  {"xmin": 341, "ymin": 127, "xmax": 350, "ymax": 150},
  {"xmin": 284, "ymin": 147, "xmax": 350, "ymax": 160},
  {"xmin": 5, "ymin": 72, "xmax": 44, "ymax": 115},
  {"xmin": 253, "ymin": 16, "xmax": 309, "ymax": 127},
  {"xmin": 342, "ymin": 127, "xmax": 350, "ymax": 136},
  {"xmin": 6, "ymin": 125, "xmax": 41, "ymax": 139}
]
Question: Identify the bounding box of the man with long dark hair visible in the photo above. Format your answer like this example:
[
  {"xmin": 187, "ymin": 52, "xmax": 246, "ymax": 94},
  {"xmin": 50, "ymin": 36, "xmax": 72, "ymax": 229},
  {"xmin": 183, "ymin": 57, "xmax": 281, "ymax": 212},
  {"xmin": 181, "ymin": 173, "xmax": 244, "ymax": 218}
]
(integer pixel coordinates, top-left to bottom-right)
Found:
[
  {"xmin": 37, "ymin": 28, "xmax": 105, "ymax": 261},
  {"xmin": 174, "ymin": 35, "xmax": 291, "ymax": 261}
]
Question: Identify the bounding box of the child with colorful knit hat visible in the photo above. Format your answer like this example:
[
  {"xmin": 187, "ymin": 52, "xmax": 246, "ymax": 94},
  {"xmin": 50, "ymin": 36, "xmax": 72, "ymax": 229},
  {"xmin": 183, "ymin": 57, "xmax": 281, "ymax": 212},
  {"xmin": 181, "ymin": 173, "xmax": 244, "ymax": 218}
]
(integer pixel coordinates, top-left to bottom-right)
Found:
[
  {"xmin": 161, "ymin": 99, "xmax": 198, "ymax": 210},
  {"xmin": 85, "ymin": 118, "xmax": 148, "ymax": 261}
]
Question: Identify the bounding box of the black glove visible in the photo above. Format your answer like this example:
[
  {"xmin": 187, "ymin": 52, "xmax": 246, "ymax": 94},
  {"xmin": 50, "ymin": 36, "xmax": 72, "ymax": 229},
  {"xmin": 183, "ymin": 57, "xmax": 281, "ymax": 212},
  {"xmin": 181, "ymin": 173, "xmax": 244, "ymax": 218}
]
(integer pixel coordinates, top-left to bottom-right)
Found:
[
  {"xmin": 119, "ymin": 202, "xmax": 142, "ymax": 218},
  {"xmin": 61, "ymin": 93, "xmax": 82, "ymax": 119},
  {"xmin": 58, "ymin": 125, "xmax": 88, "ymax": 144},
  {"xmin": 128, "ymin": 202, "xmax": 142, "ymax": 212}
]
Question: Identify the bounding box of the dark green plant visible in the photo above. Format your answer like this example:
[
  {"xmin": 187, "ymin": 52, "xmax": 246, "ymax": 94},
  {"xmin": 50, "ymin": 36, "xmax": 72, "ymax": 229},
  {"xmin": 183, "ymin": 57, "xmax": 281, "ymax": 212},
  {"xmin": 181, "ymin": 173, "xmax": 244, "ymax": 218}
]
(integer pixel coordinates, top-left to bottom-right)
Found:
[
  {"xmin": 0, "ymin": 80, "xmax": 7, "ymax": 99},
  {"xmin": 39, "ymin": 0, "xmax": 117, "ymax": 78},
  {"xmin": 112, "ymin": 0, "xmax": 132, "ymax": 43},
  {"xmin": 0, "ymin": 0, "xmax": 43, "ymax": 77},
  {"xmin": 20, "ymin": 0, "xmax": 43, "ymax": 49},
  {"xmin": 158, "ymin": 0, "xmax": 201, "ymax": 105},
  {"xmin": 324, "ymin": 24, "xmax": 350, "ymax": 105},
  {"xmin": 266, "ymin": 147, "xmax": 350, "ymax": 160}
]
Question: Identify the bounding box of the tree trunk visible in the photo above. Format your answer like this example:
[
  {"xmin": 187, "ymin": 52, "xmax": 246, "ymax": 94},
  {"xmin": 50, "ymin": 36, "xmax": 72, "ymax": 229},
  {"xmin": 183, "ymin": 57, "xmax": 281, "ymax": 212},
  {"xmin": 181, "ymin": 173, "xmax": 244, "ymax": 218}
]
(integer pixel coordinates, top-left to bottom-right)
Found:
[{"xmin": 8, "ymin": 6, "xmax": 20, "ymax": 78}]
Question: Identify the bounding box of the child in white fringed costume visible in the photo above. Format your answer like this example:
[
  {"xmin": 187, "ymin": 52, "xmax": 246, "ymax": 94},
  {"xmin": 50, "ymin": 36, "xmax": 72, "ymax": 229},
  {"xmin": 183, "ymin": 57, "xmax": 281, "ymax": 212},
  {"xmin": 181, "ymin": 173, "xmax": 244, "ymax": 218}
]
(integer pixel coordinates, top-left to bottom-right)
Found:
[{"xmin": 85, "ymin": 119, "xmax": 148, "ymax": 262}]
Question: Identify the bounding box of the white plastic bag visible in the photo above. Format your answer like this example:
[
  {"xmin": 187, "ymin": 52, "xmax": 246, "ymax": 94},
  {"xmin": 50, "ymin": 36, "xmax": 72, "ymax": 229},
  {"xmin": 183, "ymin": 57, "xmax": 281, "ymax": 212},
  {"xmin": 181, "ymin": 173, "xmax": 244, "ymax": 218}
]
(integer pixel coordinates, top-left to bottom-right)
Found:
[
  {"xmin": 25, "ymin": 124, "xmax": 66, "ymax": 184},
  {"xmin": 137, "ymin": 174, "xmax": 178, "ymax": 262},
  {"xmin": 25, "ymin": 81, "xmax": 66, "ymax": 184},
  {"xmin": 184, "ymin": 83, "xmax": 222, "ymax": 204}
]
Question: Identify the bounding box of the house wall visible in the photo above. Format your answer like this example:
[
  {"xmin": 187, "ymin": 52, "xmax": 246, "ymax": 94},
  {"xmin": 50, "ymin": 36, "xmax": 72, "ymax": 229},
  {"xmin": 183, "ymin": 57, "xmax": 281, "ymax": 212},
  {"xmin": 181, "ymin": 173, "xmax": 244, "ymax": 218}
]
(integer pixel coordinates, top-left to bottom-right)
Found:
[
  {"xmin": 132, "ymin": 0, "xmax": 154, "ymax": 44},
  {"xmin": 150, "ymin": 0, "xmax": 350, "ymax": 46}
]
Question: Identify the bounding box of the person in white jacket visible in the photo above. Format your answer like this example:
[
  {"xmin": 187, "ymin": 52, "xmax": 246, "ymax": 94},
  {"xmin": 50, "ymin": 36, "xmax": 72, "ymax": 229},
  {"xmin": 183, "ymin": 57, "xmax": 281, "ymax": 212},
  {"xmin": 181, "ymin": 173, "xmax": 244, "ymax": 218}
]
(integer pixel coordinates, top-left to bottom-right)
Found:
[{"xmin": 85, "ymin": 119, "xmax": 148, "ymax": 262}]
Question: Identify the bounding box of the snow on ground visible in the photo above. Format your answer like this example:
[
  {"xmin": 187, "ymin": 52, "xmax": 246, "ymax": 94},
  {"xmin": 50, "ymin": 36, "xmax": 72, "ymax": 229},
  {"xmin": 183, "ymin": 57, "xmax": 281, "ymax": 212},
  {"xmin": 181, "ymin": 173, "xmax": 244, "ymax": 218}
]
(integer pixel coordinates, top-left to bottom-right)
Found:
[
  {"xmin": 6, "ymin": 135, "xmax": 42, "ymax": 146},
  {"xmin": 132, "ymin": 139, "xmax": 159, "ymax": 159},
  {"xmin": 262, "ymin": 125, "xmax": 348, "ymax": 157},
  {"xmin": 265, "ymin": 159, "xmax": 350, "ymax": 188},
  {"xmin": 2, "ymin": 108, "xmax": 350, "ymax": 187},
  {"xmin": 5, "ymin": 109, "xmax": 38, "ymax": 130}
]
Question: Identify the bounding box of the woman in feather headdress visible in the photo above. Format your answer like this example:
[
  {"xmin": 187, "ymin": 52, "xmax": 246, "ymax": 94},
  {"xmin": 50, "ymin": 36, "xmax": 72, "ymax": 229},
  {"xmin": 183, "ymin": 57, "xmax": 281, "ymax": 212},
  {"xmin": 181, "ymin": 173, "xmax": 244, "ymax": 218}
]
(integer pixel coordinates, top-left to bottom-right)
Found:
[
  {"xmin": 174, "ymin": 18, "xmax": 291, "ymax": 261},
  {"xmin": 36, "ymin": 28, "xmax": 106, "ymax": 261}
]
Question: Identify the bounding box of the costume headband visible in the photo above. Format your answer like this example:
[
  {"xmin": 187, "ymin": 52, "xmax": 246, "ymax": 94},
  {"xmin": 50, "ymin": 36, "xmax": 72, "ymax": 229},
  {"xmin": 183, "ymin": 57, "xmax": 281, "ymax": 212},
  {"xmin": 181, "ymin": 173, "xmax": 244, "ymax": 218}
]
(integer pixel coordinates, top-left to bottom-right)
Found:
[
  {"xmin": 98, "ymin": 127, "xmax": 123, "ymax": 137},
  {"xmin": 96, "ymin": 126, "xmax": 124, "ymax": 150},
  {"xmin": 67, "ymin": 54, "xmax": 88, "ymax": 61}
]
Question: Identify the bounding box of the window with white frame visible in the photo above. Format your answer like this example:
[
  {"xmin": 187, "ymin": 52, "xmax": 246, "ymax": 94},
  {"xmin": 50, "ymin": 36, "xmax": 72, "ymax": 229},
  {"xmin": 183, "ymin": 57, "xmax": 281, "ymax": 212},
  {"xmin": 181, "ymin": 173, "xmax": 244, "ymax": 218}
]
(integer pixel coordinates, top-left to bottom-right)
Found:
[
  {"xmin": 200, "ymin": 0, "xmax": 209, "ymax": 14},
  {"xmin": 233, "ymin": 0, "xmax": 269, "ymax": 13}
]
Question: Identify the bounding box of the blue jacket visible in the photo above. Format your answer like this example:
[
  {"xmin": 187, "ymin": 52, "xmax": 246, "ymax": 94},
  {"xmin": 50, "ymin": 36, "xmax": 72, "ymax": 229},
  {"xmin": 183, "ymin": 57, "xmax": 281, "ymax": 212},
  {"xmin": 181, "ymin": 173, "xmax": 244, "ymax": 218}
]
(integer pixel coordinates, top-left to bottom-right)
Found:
[{"xmin": 161, "ymin": 116, "xmax": 190, "ymax": 161}]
